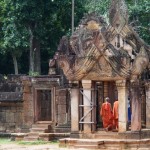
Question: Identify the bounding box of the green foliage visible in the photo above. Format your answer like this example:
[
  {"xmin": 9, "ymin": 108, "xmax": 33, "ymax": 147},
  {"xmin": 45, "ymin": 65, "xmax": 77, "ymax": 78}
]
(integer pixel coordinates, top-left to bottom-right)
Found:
[
  {"xmin": 128, "ymin": 0, "xmax": 150, "ymax": 44},
  {"xmin": 84, "ymin": 0, "xmax": 110, "ymax": 22},
  {"xmin": 29, "ymin": 71, "xmax": 39, "ymax": 76},
  {"xmin": 84, "ymin": 0, "xmax": 150, "ymax": 44},
  {"xmin": 0, "ymin": 0, "xmax": 149, "ymax": 75}
]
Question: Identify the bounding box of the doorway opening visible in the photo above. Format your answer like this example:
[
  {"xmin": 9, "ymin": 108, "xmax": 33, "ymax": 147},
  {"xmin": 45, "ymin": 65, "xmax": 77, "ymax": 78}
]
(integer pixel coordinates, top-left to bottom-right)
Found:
[
  {"xmin": 96, "ymin": 81, "xmax": 118, "ymax": 129},
  {"xmin": 36, "ymin": 90, "xmax": 52, "ymax": 121}
]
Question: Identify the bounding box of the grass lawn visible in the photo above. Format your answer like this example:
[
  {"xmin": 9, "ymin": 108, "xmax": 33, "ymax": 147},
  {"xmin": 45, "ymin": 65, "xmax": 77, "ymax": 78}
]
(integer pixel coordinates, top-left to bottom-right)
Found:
[{"xmin": 0, "ymin": 138, "xmax": 58, "ymax": 145}]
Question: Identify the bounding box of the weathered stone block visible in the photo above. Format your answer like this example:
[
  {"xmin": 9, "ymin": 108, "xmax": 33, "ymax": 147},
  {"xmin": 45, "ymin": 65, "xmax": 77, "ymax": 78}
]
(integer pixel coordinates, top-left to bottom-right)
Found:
[
  {"xmin": 11, "ymin": 107, "xmax": 17, "ymax": 113},
  {"xmin": 23, "ymin": 93, "xmax": 32, "ymax": 101},
  {"xmin": 0, "ymin": 125, "xmax": 6, "ymax": 132},
  {"xmin": 15, "ymin": 112, "xmax": 23, "ymax": 125},
  {"xmin": 0, "ymin": 112, "xmax": 6, "ymax": 122},
  {"xmin": 6, "ymin": 112, "xmax": 15, "ymax": 123},
  {"xmin": 58, "ymin": 105, "xmax": 67, "ymax": 114},
  {"xmin": 58, "ymin": 96, "xmax": 67, "ymax": 104},
  {"xmin": 59, "ymin": 90, "xmax": 67, "ymax": 96},
  {"xmin": 57, "ymin": 113, "xmax": 66, "ymax": 124}
]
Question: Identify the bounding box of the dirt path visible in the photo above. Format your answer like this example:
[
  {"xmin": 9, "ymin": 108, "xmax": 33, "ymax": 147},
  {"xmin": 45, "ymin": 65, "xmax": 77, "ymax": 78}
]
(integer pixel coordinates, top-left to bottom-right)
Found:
[{"xmin": 0, "ymin": 143, "xmax": 74, "ymax": 150}]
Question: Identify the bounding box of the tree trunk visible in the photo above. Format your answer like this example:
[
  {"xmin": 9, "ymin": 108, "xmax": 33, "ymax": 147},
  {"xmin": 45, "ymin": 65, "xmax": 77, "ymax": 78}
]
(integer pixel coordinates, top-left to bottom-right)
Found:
[
  {"xmin": 11, "ymin": 52, "xmax": 18, "ymax": 75},
  {"xmin": 29, "ymin": 28, "xmax": 34, "ymax": 73},
  {"xmin": 29, "ymin": 25, "xmax": 41, "ymax": 75},
  {"xmin": 33, "ymin": 38, "xmax": 41, "ymax": 74}
]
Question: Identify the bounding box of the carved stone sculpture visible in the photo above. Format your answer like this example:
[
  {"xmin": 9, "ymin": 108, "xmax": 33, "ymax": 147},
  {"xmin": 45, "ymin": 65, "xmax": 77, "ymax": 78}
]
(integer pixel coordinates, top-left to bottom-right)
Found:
[{"xmin": 56, "ymin": 0, "xmax": 150, "ymax": 81}]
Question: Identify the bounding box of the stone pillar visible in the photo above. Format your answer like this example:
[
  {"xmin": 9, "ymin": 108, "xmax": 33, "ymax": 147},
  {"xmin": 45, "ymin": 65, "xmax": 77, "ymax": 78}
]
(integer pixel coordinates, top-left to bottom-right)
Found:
[
  {"xmin": 70, "ymin": 83, "xmax": 79, "ymax": 133},
  {"xmin": 21, "ymin": 76, "xmax": 33, "ymax": 132},
  {"xmin": 116, "ymin": 80, "xmax": 128, "ymax": 132},
  {"xmin": 131, "ymin": 80, "xmax": 141, "ymax": 131},
  {"xmin": 145, "ymin": 82, "xmax": 150, "ymax": 128},
  {"xmin": 82, "ymin": 80, "xmax": 92, "ymax": 133},
  {"xmin": 104, "ymin": 81, "xmax": 108, "ymax": 98}
]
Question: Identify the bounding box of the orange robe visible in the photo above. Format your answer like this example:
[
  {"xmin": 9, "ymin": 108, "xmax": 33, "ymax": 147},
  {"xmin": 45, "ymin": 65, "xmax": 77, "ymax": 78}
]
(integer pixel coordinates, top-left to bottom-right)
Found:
[
  {"xmin": 113, "ymin": 101, "xmax": 119, "ymax": 129},
  {"xmin": 100, "ymin": 102, "xmax": 113, "ymax": 129}
]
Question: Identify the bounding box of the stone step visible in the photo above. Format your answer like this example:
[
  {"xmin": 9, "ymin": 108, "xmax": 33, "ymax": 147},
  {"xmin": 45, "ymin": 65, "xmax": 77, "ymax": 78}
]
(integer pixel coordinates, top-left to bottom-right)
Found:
[
  {"xmin": 39, "ymin": 133, "xmax": 70, "ymax": 141},
  {"xmin": 23, "ymin": 132, "xmax": 70, "ymax": 141},
  {"xmin": 30, "ymin": 128, "xmax": 47, "ymax": 133},
  {"xmin": 31, "ymin": 122, "xmax": 53, "ymax": 133},
  {"xmin": 77, "ymin": 140, "xmax": 104, "ymax": 145},
  {"xmin": 94, "ymin": 131, "xmax": 119, "ymax": 139},
  {"xmin": 60, "ymin": 138, "xmax": 150, "ymax": 150},
  {"xmin": 54, "ymin": 128, "xmax": 71, "ymax": 133},
  {"xmin": 54, "ymin": 124, "xmax": 71, "ymax": 133},
  {"xmin": 74, "ymin": 144, "xmax": 99, "ymax": 149},
  {"xmin": 32, "ymin": 124, "xmax": 51, "ymax": 128},
  {"xmin": 24, "ymin": 137, "xmax": 39, "ymax": 141},
  {"xmin": 24, "ymin": 134, "xmax": 39, "ymax": 141},
  {"xmin": 36, "ymin": 121, "xmax": 52, "ymax": 124},
  {"xmin": 94, "ymin": 134, "xmax": 118, "ymax": 139}
]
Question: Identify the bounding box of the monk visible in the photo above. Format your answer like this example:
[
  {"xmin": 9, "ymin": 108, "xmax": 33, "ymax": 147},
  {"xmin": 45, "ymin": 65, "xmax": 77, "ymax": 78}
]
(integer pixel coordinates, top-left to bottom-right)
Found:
[
  {"xmin": 113, "ymin": 100, "xmax": 119, "ymax": 130},
  {"xmin": 100, "ymin": 97, "xmax": 114, "ymax": 131}
]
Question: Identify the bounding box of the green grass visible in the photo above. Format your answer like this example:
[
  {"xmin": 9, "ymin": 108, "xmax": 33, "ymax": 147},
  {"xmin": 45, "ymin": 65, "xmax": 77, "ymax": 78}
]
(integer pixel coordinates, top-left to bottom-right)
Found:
[
  {"xmin": 0, "ymin": 138, "xmax": 58, "ymax": 145},
  {"xmin": 0, "ymin": 138, "xmax": 13, "ymax": 144},
  {"xmin": 18, "ymin": 140, "xmax": 51, "ymax": 145}
]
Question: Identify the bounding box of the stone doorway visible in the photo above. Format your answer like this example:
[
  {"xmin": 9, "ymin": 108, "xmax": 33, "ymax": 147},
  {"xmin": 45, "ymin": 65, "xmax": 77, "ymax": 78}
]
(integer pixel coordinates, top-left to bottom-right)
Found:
[
  {"xmin": 36, "ymin": 90, "xmax": 52, "ymax": 121},
  {"xmin": 96, "ymin": 81, "xmax": 118, "ymax": 129}
]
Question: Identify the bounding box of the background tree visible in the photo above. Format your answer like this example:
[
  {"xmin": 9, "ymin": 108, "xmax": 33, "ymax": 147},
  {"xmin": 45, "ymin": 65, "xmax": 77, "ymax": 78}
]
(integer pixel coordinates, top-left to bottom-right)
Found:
[
  {"xmin": 128, "ymin": 0, "xmax": 150, "ymax": 44},
  {"xmin": 0, "ymin": 0, "xmax": 86, "ymax": 75},
  {"xmin": 0, "ymin": 0, "xmax": 149, "ymax": 75},
  {"xmin": 84, "ymin": 0, "xmax": 150, "ymax": 44}
]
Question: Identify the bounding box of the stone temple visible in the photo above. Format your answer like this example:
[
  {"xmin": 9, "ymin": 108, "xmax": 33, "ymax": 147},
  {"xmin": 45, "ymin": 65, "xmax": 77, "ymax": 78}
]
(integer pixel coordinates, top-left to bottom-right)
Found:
[{"xmin": 0, "ymin": 0, "xmax": 149, "ymax": 149}]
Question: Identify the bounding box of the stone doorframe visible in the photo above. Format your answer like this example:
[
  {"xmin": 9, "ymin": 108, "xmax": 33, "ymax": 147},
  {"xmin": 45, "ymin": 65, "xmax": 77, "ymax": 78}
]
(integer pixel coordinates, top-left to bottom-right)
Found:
[{"xmin": 33, "ymin": 87, "xmax": 55, "ymax": 123}]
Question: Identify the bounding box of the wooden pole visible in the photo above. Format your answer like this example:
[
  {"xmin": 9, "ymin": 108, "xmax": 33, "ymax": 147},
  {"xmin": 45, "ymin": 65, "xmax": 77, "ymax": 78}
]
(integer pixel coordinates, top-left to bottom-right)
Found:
[{"xmin": 72, "ymin": 0, "xmax": 74, "ymax": 35}]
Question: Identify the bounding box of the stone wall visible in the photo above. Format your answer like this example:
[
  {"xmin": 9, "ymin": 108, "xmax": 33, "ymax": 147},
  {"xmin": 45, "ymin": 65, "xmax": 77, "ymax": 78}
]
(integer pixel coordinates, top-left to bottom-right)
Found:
[
  {"xmin": 56, "ymin": 88, "xmax": 71, "ymax": 125},
  {"xmin": 0, "ymin": 74, "xmax": 23, "ymax": 133},
  {"xmin": 0, "ymin": 103, "xmax": 23, "ymax": 132},
  {"xmin": 0, "ymin": 74, "xmax": 71, "ymax": 133}
]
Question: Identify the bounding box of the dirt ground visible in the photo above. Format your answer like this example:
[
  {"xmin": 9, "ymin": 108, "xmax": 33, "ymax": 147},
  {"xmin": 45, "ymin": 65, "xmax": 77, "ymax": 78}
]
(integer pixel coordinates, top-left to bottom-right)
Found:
[
  {"xmin": 0, "ymin": 143, "xmax": 86, "ymax": 150},
  {"xmin": 0, "ymin": 143, "xmax": 58, "ymax": 150}
]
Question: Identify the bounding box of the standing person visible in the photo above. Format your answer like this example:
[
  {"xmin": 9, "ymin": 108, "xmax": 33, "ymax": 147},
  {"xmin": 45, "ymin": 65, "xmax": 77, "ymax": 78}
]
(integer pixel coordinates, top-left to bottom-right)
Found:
[
  {"xmin": 100, "ymin": 97, "xmax": 114, "ymax": 131},
  {"xmin": 113, "ymin": 99, "xmax": 119, "ymax": 130},
  {"xmin": 128, "ymin": 98, "xmax": 131, "ymax": 124}
]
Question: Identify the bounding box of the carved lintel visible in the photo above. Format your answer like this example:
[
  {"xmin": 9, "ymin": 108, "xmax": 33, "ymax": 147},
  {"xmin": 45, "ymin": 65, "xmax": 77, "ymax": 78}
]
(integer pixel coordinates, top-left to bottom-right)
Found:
[
  {"xmin": 116, "ymin": 80, "xmax": 126, "ymax": 88},
  {"xmin": 82, "ymin": 80, "xmax": 92, "ymax": 89}
]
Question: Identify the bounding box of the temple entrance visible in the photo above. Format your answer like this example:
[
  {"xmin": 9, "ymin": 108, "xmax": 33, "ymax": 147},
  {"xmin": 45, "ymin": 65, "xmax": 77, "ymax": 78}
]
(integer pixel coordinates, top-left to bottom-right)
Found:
[
  {"xmin": 36, "ymin": 90, "xmax": 52, "ymax": 121},
  {"xmin": 96, "ymin": 81, "xmax": 118, "ymax": 129}
]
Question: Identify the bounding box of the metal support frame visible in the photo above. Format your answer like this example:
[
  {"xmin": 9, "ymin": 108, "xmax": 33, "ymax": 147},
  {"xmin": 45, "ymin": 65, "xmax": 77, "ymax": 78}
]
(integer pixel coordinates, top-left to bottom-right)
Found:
[{"xmin": 79, "ymin": 88, "xmax": 96, "ymax": 125}]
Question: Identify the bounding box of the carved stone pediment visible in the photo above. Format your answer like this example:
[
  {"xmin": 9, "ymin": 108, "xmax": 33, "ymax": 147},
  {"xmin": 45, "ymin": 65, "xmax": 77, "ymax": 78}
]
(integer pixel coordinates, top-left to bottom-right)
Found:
[{"xmin": 56, "ymin": 0, "xmax": 150, "ymax": 81}]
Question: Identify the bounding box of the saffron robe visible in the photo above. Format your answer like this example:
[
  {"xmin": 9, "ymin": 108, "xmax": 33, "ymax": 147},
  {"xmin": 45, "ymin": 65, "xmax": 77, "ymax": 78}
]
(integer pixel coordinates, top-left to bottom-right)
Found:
[
  {"xmin": 100, "ymin": 102, "xmax": 113, "ymax": 128},
  {"xmin": 113, "ymin": 100, "xmax": 119, "ymax": 129}
]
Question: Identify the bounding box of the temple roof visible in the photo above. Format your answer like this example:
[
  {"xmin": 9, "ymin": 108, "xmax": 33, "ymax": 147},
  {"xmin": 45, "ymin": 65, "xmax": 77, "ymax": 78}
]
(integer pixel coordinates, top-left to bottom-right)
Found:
[{"xmin": 56, "ymin": 0, "xmax": 150, "ymax": 81}]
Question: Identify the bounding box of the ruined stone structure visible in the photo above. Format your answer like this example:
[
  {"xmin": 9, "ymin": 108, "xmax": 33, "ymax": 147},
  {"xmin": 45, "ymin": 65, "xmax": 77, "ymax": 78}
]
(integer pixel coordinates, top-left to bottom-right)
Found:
[
  {"xmin": 0, "ymin": 0, "xmax": 150, "ymax": 148},
  {"xmin": 0, "ymin": 74, "xmax": 23, "ymax": 133},
  {"xmin": 0, "ymin": 73, "xmax": 71, "ymax": 141},
  {"xmin": 56, "ymin": 0, "xmax": 150, "ymax": 139}
]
